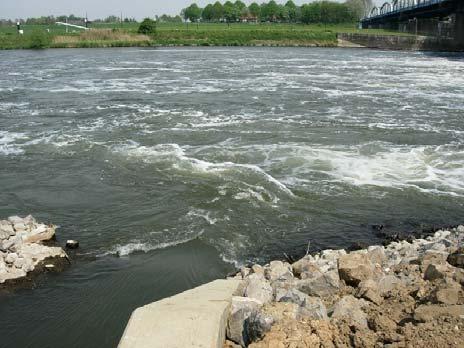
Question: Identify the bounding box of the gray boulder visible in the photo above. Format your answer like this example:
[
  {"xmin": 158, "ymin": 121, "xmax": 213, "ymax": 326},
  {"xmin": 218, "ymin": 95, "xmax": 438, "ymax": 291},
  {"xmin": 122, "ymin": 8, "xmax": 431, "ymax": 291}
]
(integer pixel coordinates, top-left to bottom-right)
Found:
[
  {"xmin": 227, "ymin": 296, "xmax": 263, "ymax": 347},
  {"xmin": 297, "ymin": 269, "xmax": 340, "ymax": 297},
  {"xmin": 276, "ymin": 288, "xmax": 327, "ymax": 320},
  {"xmin": 264, "ymin": 261, "xmax": 293, "ymax": 282},
  {"xmin": 246, "ymin": 311, "xmax": 274, "ymax": 344},
  {"xmin": 244, "ymin": 274, "xmax": 273, "ymax": 304}
]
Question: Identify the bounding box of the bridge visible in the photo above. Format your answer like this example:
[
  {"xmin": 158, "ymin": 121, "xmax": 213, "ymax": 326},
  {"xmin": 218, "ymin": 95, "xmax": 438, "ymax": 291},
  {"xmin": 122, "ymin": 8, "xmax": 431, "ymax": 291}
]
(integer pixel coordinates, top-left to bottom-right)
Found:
[{"xmin": 361, "ymin": 0, "xmax": 464, "ymax": 44}]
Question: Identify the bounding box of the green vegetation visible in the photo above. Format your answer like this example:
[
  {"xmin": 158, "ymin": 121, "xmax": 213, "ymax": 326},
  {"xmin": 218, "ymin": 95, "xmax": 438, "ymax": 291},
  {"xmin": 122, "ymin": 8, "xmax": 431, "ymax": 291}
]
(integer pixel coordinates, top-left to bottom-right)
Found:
[
  {"xmin": 138, "ymin": 18, "xmax": 157, "ymax": 35},
  {"xmin": 181, "ymin": 0, "xmax": 367, "ymax": 24},
  {"xmin": 0, "ymin": 0, "xmax": 407, "ymax": 50}
]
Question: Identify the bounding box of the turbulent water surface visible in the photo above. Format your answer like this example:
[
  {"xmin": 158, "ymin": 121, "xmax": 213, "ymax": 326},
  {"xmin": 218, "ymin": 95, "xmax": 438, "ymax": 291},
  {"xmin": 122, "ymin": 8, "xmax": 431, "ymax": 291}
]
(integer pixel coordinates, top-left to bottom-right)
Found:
[{"xmin": 0, "ymin": 47, "xmax": 463, "ymax": 347}]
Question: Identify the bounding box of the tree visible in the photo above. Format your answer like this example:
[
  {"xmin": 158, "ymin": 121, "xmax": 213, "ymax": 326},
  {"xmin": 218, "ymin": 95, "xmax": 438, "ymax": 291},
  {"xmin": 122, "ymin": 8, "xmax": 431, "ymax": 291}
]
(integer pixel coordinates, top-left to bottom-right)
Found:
[
  {"xmin": 285, "ymin": 1, "xmax": 299, "ymax": 22},
  {"xmin": 261, "ymin": 0, "xmax": 280, "ymax": 22},
  {"xmin": 212, "ymin": 1, "xmax": 224, "ymax": 21},
  {"xmin": 202, "ymin": 4, "xmax": 214, "ymax": 21},
  {"xmin": 183, "ymin": 3, "xmax": 202, "ymax": 22},
  {"xmin": 248, "ymin": 2, "xmax": 261, "ymax": 19},
  {"xmin": 138, "ymin": 18, "xmax": 157, "ymax": 34},
  {"xmin": 223, "ymin": 1, "xmax": 240, "ymax": 22}
]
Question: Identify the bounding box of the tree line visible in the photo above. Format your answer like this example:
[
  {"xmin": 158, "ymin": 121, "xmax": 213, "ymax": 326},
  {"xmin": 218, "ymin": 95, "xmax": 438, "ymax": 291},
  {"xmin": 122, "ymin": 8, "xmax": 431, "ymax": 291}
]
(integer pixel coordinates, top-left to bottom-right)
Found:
[
  {"xmin": 182, "ymin": 0, "xmax": 373, "ymax": 24},
  {"xmin": 0, "ymin": 15, "xmax": 137, "ymax": 26}
]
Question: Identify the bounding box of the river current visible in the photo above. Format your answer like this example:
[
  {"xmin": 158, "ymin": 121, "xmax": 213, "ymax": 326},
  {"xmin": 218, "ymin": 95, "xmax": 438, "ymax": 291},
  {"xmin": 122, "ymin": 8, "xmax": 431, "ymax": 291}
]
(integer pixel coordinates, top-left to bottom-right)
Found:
[{"xmin": 0, "ymin": 47, "xmax": 463, "ymax": 347}]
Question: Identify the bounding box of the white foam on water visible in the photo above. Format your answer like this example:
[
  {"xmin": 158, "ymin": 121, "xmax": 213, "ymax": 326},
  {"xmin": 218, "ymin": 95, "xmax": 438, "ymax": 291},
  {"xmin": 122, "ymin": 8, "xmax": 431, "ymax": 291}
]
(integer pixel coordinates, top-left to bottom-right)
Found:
[
  {"xmin": 186, "ymin": 208, "xmax": 217, "ymax": 225},
  {"xmin": 0, "ymin": 131, "xmax": 27, "ymax": 155},
  {"xmin": 112, "ymin": 143, "xmax": 295, "ymax": 198},
  {"xmin": 102, "ymin": 233, "xmax": 202, "ymax": 257},
  {"xmin": 276, "ymin": 143, "xmax": 464, "ymax": 197}
]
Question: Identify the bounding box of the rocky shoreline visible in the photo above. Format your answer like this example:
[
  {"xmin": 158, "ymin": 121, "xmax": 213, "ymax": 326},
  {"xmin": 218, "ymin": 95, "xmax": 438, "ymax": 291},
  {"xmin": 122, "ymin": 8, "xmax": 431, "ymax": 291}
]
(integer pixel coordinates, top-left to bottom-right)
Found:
[
  {"xmin": 225, "ymin": 226, "xmax": 464, "ymax": 348},
  {"xmin": 0, "ymin": 215, "xmax": 68, "ymax": 289}
]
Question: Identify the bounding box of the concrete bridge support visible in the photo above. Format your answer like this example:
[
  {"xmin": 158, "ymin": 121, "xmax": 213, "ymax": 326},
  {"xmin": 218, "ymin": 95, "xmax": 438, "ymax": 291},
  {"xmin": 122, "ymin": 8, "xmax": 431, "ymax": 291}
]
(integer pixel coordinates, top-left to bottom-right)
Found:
[{"xmin": 456, "ymin": 3, "xmax": 464, "ymax": 45}]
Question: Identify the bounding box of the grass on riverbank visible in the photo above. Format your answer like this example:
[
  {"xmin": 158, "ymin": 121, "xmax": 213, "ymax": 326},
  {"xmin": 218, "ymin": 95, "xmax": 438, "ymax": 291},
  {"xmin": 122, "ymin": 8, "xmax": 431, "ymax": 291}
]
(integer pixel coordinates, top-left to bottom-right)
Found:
[{"xmin": 0, "ymin": 23, "xmax": 412, "ymax": 49}]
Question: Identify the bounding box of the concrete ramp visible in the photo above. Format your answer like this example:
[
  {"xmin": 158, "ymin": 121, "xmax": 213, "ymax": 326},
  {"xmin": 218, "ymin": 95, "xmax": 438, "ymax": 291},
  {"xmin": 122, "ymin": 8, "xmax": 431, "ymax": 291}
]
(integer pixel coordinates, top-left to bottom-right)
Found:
[{"xmin": 118, "ymin": 279, "xmax": 243, "ymax": 348}]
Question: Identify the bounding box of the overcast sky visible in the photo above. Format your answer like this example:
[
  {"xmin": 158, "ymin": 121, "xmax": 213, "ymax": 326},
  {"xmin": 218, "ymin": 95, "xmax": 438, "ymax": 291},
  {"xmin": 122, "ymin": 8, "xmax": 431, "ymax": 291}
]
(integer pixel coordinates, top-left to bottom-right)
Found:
[{"xmin": 1, "ymin": 0, "xmax": 381, "ymax": 20}]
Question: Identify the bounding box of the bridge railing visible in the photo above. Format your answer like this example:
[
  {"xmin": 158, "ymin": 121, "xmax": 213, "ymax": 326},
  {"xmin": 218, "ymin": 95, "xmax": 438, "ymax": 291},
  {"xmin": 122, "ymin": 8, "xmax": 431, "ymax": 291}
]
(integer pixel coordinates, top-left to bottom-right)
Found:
[{"xmin": 363, "ymin": 0, "xmax": 448, "ymax": 21}]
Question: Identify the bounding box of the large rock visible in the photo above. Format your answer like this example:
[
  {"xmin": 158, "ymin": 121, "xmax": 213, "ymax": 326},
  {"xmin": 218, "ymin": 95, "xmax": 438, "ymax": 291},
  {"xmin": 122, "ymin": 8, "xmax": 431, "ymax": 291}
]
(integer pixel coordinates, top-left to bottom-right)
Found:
[
  {"xmin": 338, "ymin": 253, "xmax": 374, "ymax": 286},
  {"xmin": 246, "ymin": 311, "xmax": 274, "ymax": 344},
  {"xmin": 298, "ymin": 296, "xmax": 328, "ymax": 320},
  {"xmin": 292, "ymin": 256, "xmax": 318, "ymax": 277},
  {"xmin": 244, "ymin": 274, "xmax": 273, "ymax": 304},
  {"xmin": 447, "ymin": 248, "xmax": 464, "ymax": 269},
  {"xmin": 275, "ymin": 288, "xmax": 327, "ymax": 320},
  {"xmin": 264, "ymin": 261, "xmax": 293, "ymax": 282},
  {"xmin": 431, "ymin": 281, "xmax": 463, "ymax": 305},
  {"xmin": 356, "ymin": 279, "xmax": 382, "ymax": 305},
  {"xmin": 331, "ymin": 295, "xmax": 368, "ymax": 329},
  {"xmin": 227, "ymin": 296, "xmax": 263, "ymax": 347},
  {"xmin": 0, "ymin": 220, "xmax": 15, "ymax": 239},
  {"xmin": 423, "ymin": 263, "xmax": 451, "ymax": 281},
  {"xmin": 377, "ymin": 275, "xmax": 405, "ymax": 295},
  {"xmin": 297, "ymin": 269, "xmax": 340, "ymax": 297}
]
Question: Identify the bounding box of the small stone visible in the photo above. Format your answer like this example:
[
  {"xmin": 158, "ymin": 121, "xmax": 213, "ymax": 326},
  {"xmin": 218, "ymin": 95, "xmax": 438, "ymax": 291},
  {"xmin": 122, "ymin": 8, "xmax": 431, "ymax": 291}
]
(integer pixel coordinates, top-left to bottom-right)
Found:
[
  {"xmin": 66, "ymin": 240, "xmax": 80, "ymax": 249},
  {"xmin": 5, "ymin": 252, "xmax": 18, "ymax": 264}
]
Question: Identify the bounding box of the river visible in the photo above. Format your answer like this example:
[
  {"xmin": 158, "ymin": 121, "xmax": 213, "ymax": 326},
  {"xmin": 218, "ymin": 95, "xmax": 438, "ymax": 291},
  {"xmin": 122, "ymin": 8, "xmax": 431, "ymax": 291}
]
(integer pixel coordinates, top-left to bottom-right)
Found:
[{"xmin": 0, "ymin": 47, "xmax": 463, "ymax": 348}]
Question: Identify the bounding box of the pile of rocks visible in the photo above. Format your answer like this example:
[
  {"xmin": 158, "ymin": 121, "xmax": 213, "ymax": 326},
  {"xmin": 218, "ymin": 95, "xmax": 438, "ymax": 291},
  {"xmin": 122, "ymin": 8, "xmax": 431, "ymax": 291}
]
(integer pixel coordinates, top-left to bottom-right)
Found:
[
  {"xmin": 0, "ymin": 215, "xmax": 67, "ymax": 286},
  {"xmin": 225, "ymin": 226, "xmax": 464, "ymax": 348}
]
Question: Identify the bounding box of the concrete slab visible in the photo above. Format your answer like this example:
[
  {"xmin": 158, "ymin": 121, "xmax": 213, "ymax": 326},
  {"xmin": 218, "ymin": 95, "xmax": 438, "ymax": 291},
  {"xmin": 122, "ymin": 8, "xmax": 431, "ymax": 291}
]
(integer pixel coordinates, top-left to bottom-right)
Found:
[{"xmin": 118, "ymin": 279, "xmax": 243, "ymax": 348}]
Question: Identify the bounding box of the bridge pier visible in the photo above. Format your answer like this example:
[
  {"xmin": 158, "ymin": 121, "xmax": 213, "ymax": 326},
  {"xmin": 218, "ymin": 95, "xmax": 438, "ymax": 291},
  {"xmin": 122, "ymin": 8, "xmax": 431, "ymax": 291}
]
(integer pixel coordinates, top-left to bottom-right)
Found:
[{"xmin": 456, "ymin": 3, "xmax": 464, "ymax": 45}]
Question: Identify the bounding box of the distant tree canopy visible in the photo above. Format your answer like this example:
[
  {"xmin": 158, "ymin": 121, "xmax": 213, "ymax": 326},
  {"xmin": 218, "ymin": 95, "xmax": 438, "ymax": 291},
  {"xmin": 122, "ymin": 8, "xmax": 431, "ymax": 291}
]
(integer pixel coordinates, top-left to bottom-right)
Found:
[{"xmin": 181, "ymin": 0, "xmax": 367, "ymax": 23}]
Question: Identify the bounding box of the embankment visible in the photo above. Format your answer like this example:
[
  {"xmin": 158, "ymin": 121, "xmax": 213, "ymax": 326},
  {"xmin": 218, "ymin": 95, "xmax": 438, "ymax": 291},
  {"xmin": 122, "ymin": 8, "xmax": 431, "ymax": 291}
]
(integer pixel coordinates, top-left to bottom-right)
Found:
[
  {"xmin": 337, "ymin": 32, "xmax": 464, "ymax": 51},
  {"xmin": 119, "ymin": 226, "xmax": 464, "ymax": 347}
]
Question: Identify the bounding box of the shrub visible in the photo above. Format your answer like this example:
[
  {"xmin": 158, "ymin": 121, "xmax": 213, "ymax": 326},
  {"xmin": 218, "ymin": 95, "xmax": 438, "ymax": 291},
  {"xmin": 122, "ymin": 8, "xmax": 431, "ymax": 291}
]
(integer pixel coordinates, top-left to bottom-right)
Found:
[
  {"xmin": 28, "ymin": 30, "xmax": 51, "ymax": 49},
  {"xmin": 138, "ymin": 18, "xmax": 157, "ymax": 35}
]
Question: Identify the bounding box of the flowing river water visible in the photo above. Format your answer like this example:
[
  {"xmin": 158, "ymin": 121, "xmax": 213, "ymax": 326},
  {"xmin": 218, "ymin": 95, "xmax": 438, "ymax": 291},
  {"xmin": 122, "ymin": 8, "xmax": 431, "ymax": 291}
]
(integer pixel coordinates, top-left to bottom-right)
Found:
[{"xmin": 0, "ymin": 47, "xmax": 463, "ymax": 347}]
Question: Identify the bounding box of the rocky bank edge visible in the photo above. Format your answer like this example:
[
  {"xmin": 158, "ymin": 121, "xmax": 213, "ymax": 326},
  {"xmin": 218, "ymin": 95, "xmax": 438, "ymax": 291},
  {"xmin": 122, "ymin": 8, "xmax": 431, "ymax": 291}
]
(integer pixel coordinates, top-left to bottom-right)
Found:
[
  {"xmin": 225, "ymin": 226, "xmax": 464, "ymax": 348},
  {"xmin": 0, "ymin": 215, "xmax": 68, "ymax": 286}
]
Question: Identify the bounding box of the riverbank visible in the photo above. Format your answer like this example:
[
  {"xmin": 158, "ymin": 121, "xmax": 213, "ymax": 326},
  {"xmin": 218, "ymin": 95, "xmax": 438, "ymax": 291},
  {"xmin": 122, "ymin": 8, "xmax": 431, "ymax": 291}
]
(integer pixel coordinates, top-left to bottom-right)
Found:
[
  {"xmin": 0, "ymin": 24, "xmax": 416, "ymax": 50},
  {"xmin": 120, "ymin": 226, "xmax": 464, "ymax": 347}
]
